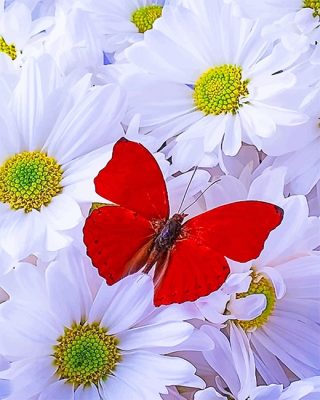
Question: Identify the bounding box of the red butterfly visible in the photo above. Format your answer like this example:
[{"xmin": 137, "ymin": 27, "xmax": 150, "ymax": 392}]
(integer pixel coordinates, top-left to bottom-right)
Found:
[{"xmin": 83, "ymin": 138, "xmax": 283, "ymax": 306}]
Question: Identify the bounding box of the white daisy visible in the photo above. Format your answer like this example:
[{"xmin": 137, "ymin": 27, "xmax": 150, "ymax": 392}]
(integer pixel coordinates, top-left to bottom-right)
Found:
[
  {"xmin": 123, "ymin": 0, "xmax": 308, "ymax": 171},
  {"xmin": 176, "ymin": 306, "xmax": 320, "ymax": 400},
  {"xmin": 77, "ymin": 0, "xmax": 174, "ymax": 56},
  {"xmin": 0, "ymin": 0, "xmax": 53, "ymax": 69},
  {"xmin": 0, "ymin": 55, "xmax": 126, "ymax": 263},
  {"xmin": 258, "ymin": 85, "xmax": 320, "ymax": 195},
  {"xmin": 230, "ymin": 0, "xmax": 320, "ymax": 53},
  {"xmin": 0, "ymin": 248, "xmax": 205, "ymax": 399},
  {"xmin": 195, "ymin": 167, "xmax": 320, "ymax": 384},
  {"xmin": 194, "ymin": 324, "xmax": 320, "ymax": 400}
]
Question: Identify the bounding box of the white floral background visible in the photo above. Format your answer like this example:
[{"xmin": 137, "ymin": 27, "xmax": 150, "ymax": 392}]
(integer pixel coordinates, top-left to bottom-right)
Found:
[{"xmin": 0, "ymin": 0, "xmax": 319, "ymax": 399}]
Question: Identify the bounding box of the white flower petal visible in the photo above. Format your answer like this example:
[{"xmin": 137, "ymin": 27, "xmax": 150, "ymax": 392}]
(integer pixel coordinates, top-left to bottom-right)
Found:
[
  {"xmin": 118, "ymin": 322, "xmax": 193, "ymax": 351},
  {"xmin": 100, "ymin": 274, "xmax": 154, "ymax": 334},
  {"xmin": 228, "ymin": 294, "xmax": 266, "ymax": 321},
  {"xmin": 39, "ymin": 380, "xmax": 73, "ymax": 400}
]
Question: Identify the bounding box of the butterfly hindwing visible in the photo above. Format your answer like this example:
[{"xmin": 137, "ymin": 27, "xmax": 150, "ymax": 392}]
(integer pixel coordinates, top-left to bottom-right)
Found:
[
  {"xmin": 184, "ymin": 200, "xmax": 283, "ymax": 263},
  {"xmin": 94, "ymin": 138, "xmax": 169, "ymax": 221},
  {"xmin": 154, "ymin": 238, "xmax": 230, "ymax": 306},
  {"xmin": 83, "ymin": 205, "xmax": 156, "ymax": 285}
]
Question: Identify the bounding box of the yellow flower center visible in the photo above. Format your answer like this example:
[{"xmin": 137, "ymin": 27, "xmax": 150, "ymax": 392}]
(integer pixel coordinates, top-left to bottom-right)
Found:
[
  {"xmin": 193, "ymin": 64, "xmax": 249, "ymax": 115},
  {"xmin": 303, "ymin": 0, "xmax": 320, "ymax": 17},
  {"xmin": 236, "ymin": 272, "xmax": 276, "ymax": 331},
  {"xmin": 53, "ymin": 323, "xmax": 121, "ymax": 388},
  {"xmin": 0, "ymin": 151, "xmax": 63, "ymax": 213},
  {"xmin": 131, "ymin": 5, "xmax": 163, "ymax": 33},
  {"xmin": 0, "ymin": 37, "xmax": 17, "ymax": 60}
]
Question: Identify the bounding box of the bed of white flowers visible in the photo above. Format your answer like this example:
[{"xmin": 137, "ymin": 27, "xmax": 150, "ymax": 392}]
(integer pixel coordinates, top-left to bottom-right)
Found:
[{"xmin": 0, "ymin": 0, "xmax": 319, "ymax": 399}]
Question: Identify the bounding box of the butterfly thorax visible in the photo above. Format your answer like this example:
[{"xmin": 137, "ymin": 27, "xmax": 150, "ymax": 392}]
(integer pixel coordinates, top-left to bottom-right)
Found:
[
  {"xmin": 154, "ymin": 213, "xmax": 186, "ymax": 251},
  {"xmin": 144, "ymin": 213, "xmax": 187, "ymax": 273}
]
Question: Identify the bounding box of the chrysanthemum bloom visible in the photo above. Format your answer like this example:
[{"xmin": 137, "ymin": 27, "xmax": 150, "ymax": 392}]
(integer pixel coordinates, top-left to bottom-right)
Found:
[
  {"xmin": 124, "ymin": 0, "xmax": 307, "ymax": 170},
  {"xmin": 192, "ymin": 324, "xmax": 320, "ymax": 400},
  {"xmin": 0, "ymin": 249, "xmax": 205, "ymax": 399},
  {"xmin": 195, "ymin": 167, "xmax": 320, "ymax": 383},
  {"xmin": 0, "ymin": 55, "xmax": 126, "ymax": 263},
  {"xmin": 77, "ymin": 0, "xmax": 173, "ymax": 56},
  {"xmin": 123, "ymin": 0, "xmax": 308, "ymax": 171},
  {"xmin": 0, "ymin": 0, "xmax": 53, "ymax": 70},
  {"xmin": 259, "ymin": 85, "xmax": 320, "ymax": 195},
  {"xmin": 230, "ymin": 0, "xmax": 320, "ymax": 52}
]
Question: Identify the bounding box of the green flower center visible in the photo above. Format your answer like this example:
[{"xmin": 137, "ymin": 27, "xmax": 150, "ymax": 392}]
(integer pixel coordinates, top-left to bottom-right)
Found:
[
  {"xmin": 0, "ymin": 151, "xmax": 63, "ymax": 213},
  {"xmin": 131, "ymin": 5, "xmax": 163, "ymax": 33},
  {"xmin": 236, "ymin": 272, "xmax": 276, "ymax": 331},
  {"xmin": 303, "ymin": 0, "xmax": 320, "ymax": 17},
  {"xmin": 193, "ymin": 64, "xmax": 249, "ymax": 115},
  {"xmin": 0, "ymin": 37, "xmax": 17, "ymax": 60},
  {"xmin": 53, "ymin": 323, "xmax": 121, "ymax": 388}
]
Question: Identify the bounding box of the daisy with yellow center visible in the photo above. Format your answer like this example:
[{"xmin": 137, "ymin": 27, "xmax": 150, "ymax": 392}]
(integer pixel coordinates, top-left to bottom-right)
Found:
[
  {"xmin": 0, "ymin": 151, "xmax": 63, "ymax": 213},
  {"xmin": 236, "ymin": 272, "xmax": 276, "ymax": 331},
  {"xmin": 0, "ymin": 55, "xmax": 126, "ymax": 262},
  {"xmin": 196, "ymin": 167, "xmax": 320, "ymax": 385},
  {"xmin": 0, "ymin": 251, "xmax": 205, "ymax": 399},
  {"xmin": 53, "ymin": 323, "xmax": 121, "ymax": 388},
  {"xmin": 125, "ymin": 0, "xmax": 308, "ymax": 172},
  {"xmin": 227, "ymin": 0, "xmax": 320, "ymax": 55},
  {"xmin": 78, "ymin": 0, "xmax": 167, "ymax": 55},
  {"xmin": 193, "ymin": 65, "xmax": 249, "ymax": 116},
  {"xmin": 0, "ymin": 1, "xmax": 53, "ymax": 68},
  {"xmin": 131, "ymin": 4, "xmax": 163, "ymax": 33}
]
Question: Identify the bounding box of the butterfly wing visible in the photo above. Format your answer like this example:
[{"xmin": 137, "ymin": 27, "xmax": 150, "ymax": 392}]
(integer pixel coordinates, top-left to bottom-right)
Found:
[
  {"xmin": 83, "ymin": 205, "xmax": 156, "ymax": 285},
  {"xmin": 154, "ymin": 200, "xmax": 283, "ymax": 306},
  {"xmin": 184, "ymin": 200, "xmax": 283, "ymax": 263},
  {"xmin": 154, "ymin": 238, "xmax": 230, "ymax": 306},
  {"xmin": 94, "ymin": 138, "xmax": 169, "ymax": 221}
]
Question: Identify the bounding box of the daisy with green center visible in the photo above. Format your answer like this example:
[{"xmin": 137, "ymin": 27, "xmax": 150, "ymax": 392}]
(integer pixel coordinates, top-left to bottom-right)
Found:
[
  {"xmin": 0, "ymin": 248, "xmax": 205, "ymax": 399},
  {"xmin": 194, "ymin": 167, "xmax": 320, "ymax": 384},
  {"xmin": 0, "ymin": 54, "xmax": 126, "ymax": 263},
  {"xmin": 123, "ymin": 0, "xmax": 309, "ymax": 172},
  {"xmin": 76, "ymin": 0, "xmax": 170, "ymax": 56}
]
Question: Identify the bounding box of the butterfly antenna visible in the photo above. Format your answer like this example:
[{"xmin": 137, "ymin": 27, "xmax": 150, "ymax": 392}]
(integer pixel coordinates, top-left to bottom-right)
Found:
[
  {"xmin": 181, "ymin": 178, "xmax": 221, "ymax": 214},
  {"xmin": 177, "ymin": 166, "xmax": 198, "ymax": 213}
]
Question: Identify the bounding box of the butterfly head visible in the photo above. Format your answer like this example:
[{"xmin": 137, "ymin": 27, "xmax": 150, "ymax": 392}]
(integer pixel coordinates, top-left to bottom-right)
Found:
[{"xmin": 171, "ymin": 213, "xmax": 188, "ymax": 223}]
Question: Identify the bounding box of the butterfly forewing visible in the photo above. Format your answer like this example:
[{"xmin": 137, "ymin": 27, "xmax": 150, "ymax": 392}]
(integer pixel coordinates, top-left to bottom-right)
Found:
[
  {"xmin": 184, "ymin": 200, "xmax": 283, "ymax": 263},
  {"xmin": 94, "ymin": 138, "xmax": 170, "ymax": 221}
]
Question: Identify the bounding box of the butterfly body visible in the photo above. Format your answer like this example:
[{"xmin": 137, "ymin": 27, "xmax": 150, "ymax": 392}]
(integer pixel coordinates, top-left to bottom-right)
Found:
[
  {"xmin": 83, "ymin": 138, "xmax": 284, "ymax": 306},
  {"xmin": 144, "ymin": 213, "xmax": 187, "ymax": 273}
]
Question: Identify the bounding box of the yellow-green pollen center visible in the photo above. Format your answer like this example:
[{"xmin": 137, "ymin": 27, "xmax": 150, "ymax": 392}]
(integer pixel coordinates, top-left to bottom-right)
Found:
[
  {"xmin": 236, "ymin": 272, "xmax": 276, "ymax": 331},
  {"xmin": 53, "ymin": 323, "xmax": 121, "ymax": 388},
  {"xmin": 303, "ymin": 0, "xmax": 320, "ymax": 17},
  {"xmin": 0, "ymin": 37, "xmax": 17, "ymax": 60},
  {"xmin": 193, "ymin": 64, "xmax": 249, "ymax": 115},
  {"xmin": 131, "ymin": 5, "xmax": 163, "ymax": 33},
  {"xmin": 0, "ymin": 151, "xmax": 63, "ymax": 213}
]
